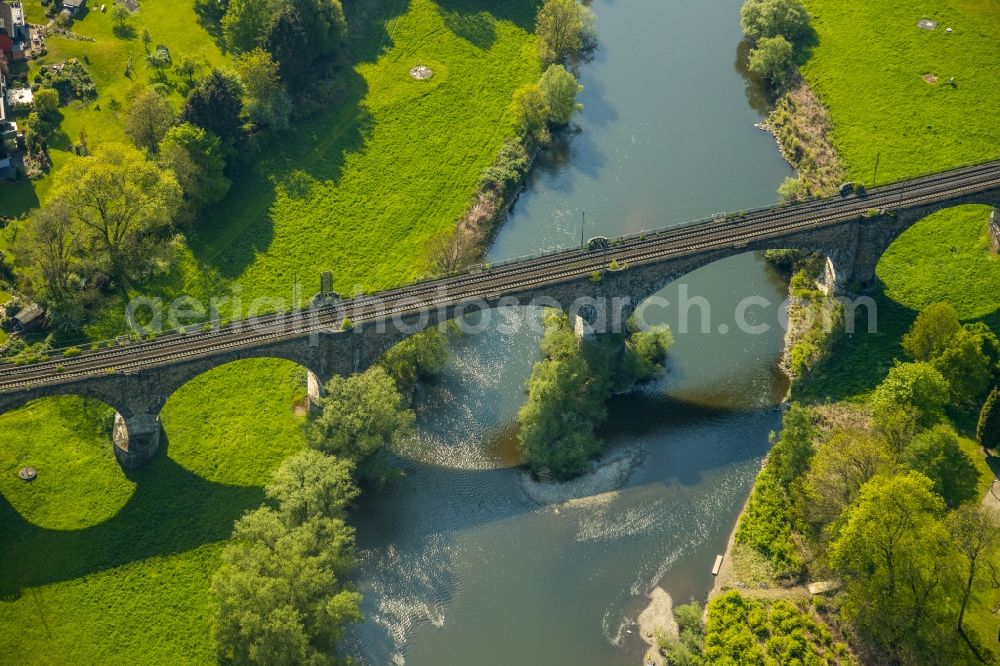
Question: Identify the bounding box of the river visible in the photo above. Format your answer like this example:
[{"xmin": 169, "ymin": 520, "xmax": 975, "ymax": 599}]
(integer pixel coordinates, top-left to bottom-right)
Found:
[{"xmin": 347, "ymin": 0, "xmax": 793, "ymax": 663}]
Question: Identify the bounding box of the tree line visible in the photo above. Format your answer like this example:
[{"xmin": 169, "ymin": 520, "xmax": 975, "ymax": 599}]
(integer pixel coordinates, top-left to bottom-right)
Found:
[
  {"xmin": 210, "ymin": 329, "xmax": 449, "ymax": 662},
  {"xmin": 734, "ymin": 300, "xmax": 1000, "ymax": 662}
]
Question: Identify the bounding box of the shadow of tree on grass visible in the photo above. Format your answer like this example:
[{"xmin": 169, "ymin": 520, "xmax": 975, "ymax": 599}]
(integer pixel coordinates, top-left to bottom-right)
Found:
[{"xmin": 0, "ymin": 434, "xmax": 262, "ymax": 599}]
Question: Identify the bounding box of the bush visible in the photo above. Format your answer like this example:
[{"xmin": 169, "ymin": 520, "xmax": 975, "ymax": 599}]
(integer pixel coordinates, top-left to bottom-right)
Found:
[
  {"xmin": 36, "ymin": 60, "xmax": 97, "ymax": 103},
  {"xmin": 704, "ymin": 592, "xmax": 847, "ymax": 664},
  {"xmin": 518, "ymin": 312, "xmax": 609, "ymax": 478},
  {"xmin": 62, "ymin": 346, "xmax": 82, "ymax": 358},
  {"xmin": 734, "ymin": 467, "xmax": 803, "ymax": 577},
  {"xmin": 479, "ymin": 138, "xmax": 530, "ymax": 196},
  {"xmin": 622, "ymin": 323, "xmax": 673, "ymax": 383}
]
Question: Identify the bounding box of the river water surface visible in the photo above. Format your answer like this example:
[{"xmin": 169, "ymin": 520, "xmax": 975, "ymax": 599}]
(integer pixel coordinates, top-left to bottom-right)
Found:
[{"xmin": 349, "ymin": 0, "xmax": 794, "ymax": 663}]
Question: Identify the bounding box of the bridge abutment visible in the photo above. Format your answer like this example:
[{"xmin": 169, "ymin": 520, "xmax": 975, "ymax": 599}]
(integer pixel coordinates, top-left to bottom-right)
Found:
[
  {"xmin": 112, "ymin": 412, "xmax": 162, "ymax": 470},
  {"xmin": 307, "ymin": 370, "xmax": 325, "ymax": 411}
]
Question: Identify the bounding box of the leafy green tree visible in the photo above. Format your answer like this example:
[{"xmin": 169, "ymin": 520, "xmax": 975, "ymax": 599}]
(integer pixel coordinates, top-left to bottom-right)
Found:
[
  {"xmin": 870, "ymin": 362, "xmax": 950, "ymax": 434},
  {"xmin": 235, "ymin": 48, "xmax": 292, "ymax": 131},
  {"xmin": 111, "ymin": 4, "xmax": 130, "ymax": 31},
  {"xmin": 123, "ymin": 87, "xmax": 176, "ymax": 154},
  {"xmin": 947, "ymin": 506, "xmax": 1000, "ymax": 636},
  {"xmin": 145, "ymin": 45, "xmax": 173, "ymax": 82},
  {"xmin": 902, "ymin": 301, "xmax": 962, "ymax": 361},
  {"xmin": 307, "ymin": 366, "xmax": 415, "ymax": 473},
  {"xmin": 182, "ymin": 69, "xmax": 245, "ymax": 149},
  {"xmin": 977, "ymin": 387, "xmax": 1000, "ymax": 450},
  {"xmin": 22, "ymin": 111, "xmax": 53, "ymax": 149},
  {"xmin": 518, "ymin": 351, "xmax": 604, "ymax": 479},
  {"xmin": 747, "ymin": 35, "xmax": 794, "ymax": 84},
  {"xmin": 768, "ymin": 403, "xmax": 816, "ymax": 489},
  {"xmin": 799, "ymin": 431, "xmax": 892, "ymax": 526},
  {"xmin": 173, "ymin": 55, "xmax": 203, "ymax": 88},
  {"xmin": 32, "ymin": 87, "xmax": 60, "ymax": 121},
  {"xmin": 13, "ymin": 199, "xmax": 83, "ymax": 305},
  {"xmin": 902, "ymin": 425, "xmax": 980, "ymax": 508},
  {"xmin": 51, "ymin": 143, "xmax": 182, "ymax": 284},
  {"xmin": 830, "ymin": 472, "xmax": 960, "ymax": 659},
  {"xmin": 210, "ymin": 508, "xmax": 361, "ymax": 665},
  {"xmin": 536, "ymin": 0, "xmax": 595, "ymax": 66},
  {"xmin": 511, "ymin": 83, "xmax": 550, "ymax": 144},
  {"xmin": 265, "ymin": 450, "xmax": 358, "ymax": 527},
  {"xmin": 538, "ymin": 64, "xmax": 583, "ymax": 126},
  {"xmin": 222, "ymin": 0, "xmax": 276, "ymax": 53},
  {"xmin": 264, "ymin": 2, "xmax": 308, "ymax": 86},
  {"xmin": 518, "ymin": 312, "xmax": 612, "ymax": 479},
  {"xmin": 622, "ymin": 323, "xmax": 673, "ymax": 383},
  {"xmin": 159, "ymin": 122, "xmax": 231, "ymax": 210},
  {"xmin": 932, "ymin": 326, "xmax": 993, "ymax": 405},
  {"xmin": 740, "ymin": 0, "xmax": 811, "ymax": 45},
  {"xmin": 289, "ymin": 0, "xmax": 347, "ymax": 59}
]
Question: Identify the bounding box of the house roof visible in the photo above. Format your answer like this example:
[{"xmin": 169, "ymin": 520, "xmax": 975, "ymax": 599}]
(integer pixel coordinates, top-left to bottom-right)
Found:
[{"xmin": 14, "ymin": 303, "xmax": 44, "ymax": 326}]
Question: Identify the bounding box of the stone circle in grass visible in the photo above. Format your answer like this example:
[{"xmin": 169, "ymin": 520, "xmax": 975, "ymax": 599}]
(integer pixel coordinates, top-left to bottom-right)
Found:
[
  {"xmin": 918, "ymin": 18, "xmax": 937, "ymax": 30},
  {"xmin": 18, "ymin": 466, "xmax": 37, "ymax": 481},
  {"xmin": 409, "ymin": 64, "xmax": 433, "ymax": 80}
]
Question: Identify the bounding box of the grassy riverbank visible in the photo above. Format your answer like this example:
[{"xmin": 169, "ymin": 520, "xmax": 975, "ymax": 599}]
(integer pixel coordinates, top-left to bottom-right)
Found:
[
  {"xmin": 703, "ymin": 1, "xmax": 1000, "ymax": 662},
  {"xmin": 794, "ymin": 0, "xmax": 1000, "ymax": 402},
  {"xmin": 0, "ymin": 0, "xmax": 540, "ymax": 661}
]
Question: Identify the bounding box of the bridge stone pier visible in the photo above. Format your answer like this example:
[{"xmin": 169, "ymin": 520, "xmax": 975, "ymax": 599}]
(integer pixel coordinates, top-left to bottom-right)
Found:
[
  {"xmin": 0, "ymin": 325, "xmax": 415, "ymax": 469},
  {"xmin": 1, "ymin": 168, "xmax": 998, "ymax": 470}
]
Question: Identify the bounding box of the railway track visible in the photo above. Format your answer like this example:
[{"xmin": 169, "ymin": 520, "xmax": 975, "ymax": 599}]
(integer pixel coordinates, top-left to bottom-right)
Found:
[{"xmin": 2, "ymin": 160, "xmax": 998, "ymax": 393}]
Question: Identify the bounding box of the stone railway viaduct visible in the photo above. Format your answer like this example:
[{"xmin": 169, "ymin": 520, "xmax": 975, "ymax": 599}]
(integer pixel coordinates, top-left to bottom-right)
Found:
[{"xmin": 2, "ymin": 161, "xmax": 999, "ymax": 468}]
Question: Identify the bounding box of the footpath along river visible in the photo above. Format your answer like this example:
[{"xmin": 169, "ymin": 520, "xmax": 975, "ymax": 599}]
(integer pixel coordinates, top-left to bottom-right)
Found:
[{"xmin": 347, "ymin": 0, "xmax": 794, "ymax": 663}]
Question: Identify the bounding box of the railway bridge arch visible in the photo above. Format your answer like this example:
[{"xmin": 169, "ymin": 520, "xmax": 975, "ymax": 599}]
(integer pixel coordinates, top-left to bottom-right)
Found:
[{"xmin": 0, "ymin": 163, "xmax": 998, "ymax": 469}]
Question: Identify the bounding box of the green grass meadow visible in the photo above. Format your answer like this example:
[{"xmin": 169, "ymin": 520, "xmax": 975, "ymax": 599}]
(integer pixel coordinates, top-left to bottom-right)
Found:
[
  {"xmin": 796, "ymin": 0, "xmax": 1000, "ymax": 404},
  {"xmin": 0, "ymin": 0, "xmax": 539, "ymax": 661}
]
